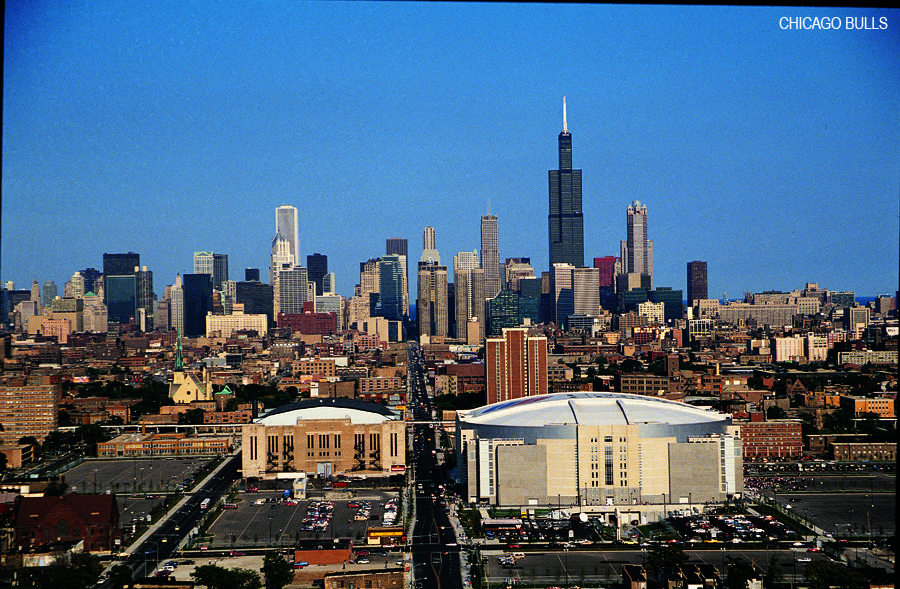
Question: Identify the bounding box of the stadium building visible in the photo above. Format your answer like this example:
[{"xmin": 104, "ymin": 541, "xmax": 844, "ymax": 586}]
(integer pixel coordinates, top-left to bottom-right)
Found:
[
  {"xmin": 242, "ymin": 398, "xmax": 406, "ymax": 481},
  {"xmin": 456, "ymin": 392, "xmax": 742, "ymax": 508}
]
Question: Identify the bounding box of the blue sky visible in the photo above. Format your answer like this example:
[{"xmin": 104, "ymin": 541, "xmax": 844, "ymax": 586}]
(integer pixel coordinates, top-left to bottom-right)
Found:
[{"xmin": 4, "ymin": 3, "xmax": 898, "ymax": 300}]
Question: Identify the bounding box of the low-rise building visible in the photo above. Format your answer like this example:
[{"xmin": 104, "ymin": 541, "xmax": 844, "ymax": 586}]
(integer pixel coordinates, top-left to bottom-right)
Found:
[
  {"xmin": 737, "ymin": 419, "xmax": 802, "ymax": 460},
  {"xmin": 14, "ymin": 494, "xmax": 120, "ymax": 553}
]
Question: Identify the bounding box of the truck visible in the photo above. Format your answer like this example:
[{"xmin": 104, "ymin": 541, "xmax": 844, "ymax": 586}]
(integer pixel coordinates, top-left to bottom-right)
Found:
[{"xmin": 200, "ymin": 498, "xmax": 211, "ymax": 510}]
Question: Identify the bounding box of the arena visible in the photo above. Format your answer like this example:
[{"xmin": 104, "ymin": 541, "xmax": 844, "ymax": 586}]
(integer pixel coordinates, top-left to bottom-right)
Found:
[
  {"xmin": 242, "ymin": 398, "xmax": 406, "ymax": 481},
  {"xmin": 456, "ymin": 392, "xmax": 743, "ymax": 508}
]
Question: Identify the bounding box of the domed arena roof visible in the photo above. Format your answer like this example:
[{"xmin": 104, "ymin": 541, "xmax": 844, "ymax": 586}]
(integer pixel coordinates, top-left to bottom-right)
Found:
[
  {"xmin": 258, "ymin": 397, "xmax": 398, "ymax": 426},
  {"xmin": 459, "ymin": 392, "xmax": 729, "ymax": 428}
]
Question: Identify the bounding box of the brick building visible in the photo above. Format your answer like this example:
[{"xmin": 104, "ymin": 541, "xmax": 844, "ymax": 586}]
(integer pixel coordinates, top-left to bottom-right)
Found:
[
  {"xmin": 737, "ymin": 419, "xmax": 802, "ymax": 460},
  {"xmin": 0, "ymin": 377, "xmax": 59, "ymax": 445},
  {"xmin": 14, "ymin": 494, "xmax": 120, "ymax": 553}
]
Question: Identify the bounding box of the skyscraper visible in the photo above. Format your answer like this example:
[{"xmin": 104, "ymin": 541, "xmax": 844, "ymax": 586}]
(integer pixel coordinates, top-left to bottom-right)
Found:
[
  {"xmin": 481, "ymin": 214, "xmax": 501, "ymax": 298},
  {"xmin": 307, "ymin": 253, "xmax": 328, "ymax": 296},
  {"xmin": 417, "ymin": 262, "xmax": 448, "ymax": 338},
  {"xmin": 377, "ymin": 254, "xmax": 404, "ymax": 321},
  {"xmin": 275, "ymin": 205, "xmax": 299, "ymax": 262},
  {"xmin": 548, "ymin": 97, "xmax": 584, "ymax": 268},
  {"xmin": 135, "ymin": 266, "xmax": 154, "ymax": 329},
  {"xmin": 270, "ymin": 234, "xmax": 295, "ymax": 286},
  {"xmin": 41, "ymin": 281, "xmax": 57, "ymax": 305},
  {"xmin": 182, "ymin": 274, "xmax": 212, "ymax": 338},
  {"xmin": 619, "ymin": 200, "xmax": 654, "ymax": 290},
  {"xmin": 103, "ymin": 252, "xmax": 140, "ymax": 278},
  {"xmin": 193, "ymin": 252, "xmax": 229, "ymax": 291},
  {"xmin": 453, "ymin": 251, "xmax": 480, "ymax": 339},
  {"xmin": 686, "ymin": 261, "xmax": 708, "ymax": 306},
  {"xmin": 278, "ymin": 266, "xmax": 309, "ymax": 315},
  {"xmin": 385, "ymin": 238, "xmax": 409, "ymax": 315}
]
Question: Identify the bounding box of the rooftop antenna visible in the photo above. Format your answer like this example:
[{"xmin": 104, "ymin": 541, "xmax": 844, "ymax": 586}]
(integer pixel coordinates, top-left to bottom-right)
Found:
[
  {"xmin": 563, "ymin": 96, "xmax": 568, "ymax": 133},
  {"xmin": 487, "ymin": 198, "xmax": 492, "ymax": 215}
]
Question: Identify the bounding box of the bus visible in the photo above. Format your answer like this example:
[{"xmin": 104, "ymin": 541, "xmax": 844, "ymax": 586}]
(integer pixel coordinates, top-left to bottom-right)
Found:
[{"xmin": 200, "ymin": 498, "xmax": 211, "ymax": 510}]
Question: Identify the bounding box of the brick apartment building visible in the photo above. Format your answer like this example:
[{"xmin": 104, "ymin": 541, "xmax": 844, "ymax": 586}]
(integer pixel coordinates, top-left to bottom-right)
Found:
[
  {"xmin": 0, "ymin": 377, "xmax": 59, "ymax": 445},
  {"xmin": 737, "ymin": 419, "xmax": 803, "ymax": 460},
  {"xmin": 14, "ymin": 494, "xmax": 120, "ymax": 553}
]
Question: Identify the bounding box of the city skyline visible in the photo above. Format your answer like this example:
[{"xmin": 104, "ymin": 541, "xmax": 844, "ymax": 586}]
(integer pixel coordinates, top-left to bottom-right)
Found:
[{"xmin": 3, "ymin": 3, "xmax": 898, "ymax": 299}]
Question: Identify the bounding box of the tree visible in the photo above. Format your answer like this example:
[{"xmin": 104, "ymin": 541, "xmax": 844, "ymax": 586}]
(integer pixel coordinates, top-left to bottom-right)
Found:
[
  {"xmin": 18, "ymin": 436, "xmax": 42, "ymax": 458},
  {"xmin": 262, "ymin": 552, "xmax": 294, "ymax": 589},
  {"xmin": 766, "ymin": 405, "xmax": 787, "ymax": 420},
  {"xmin": 192, "ymin": 565, "xmax": 262, "ymax": 589},
  {"xmin": 0, "ymin": 452, "xmax": 7, "ymax": 472},
  {"xmin": 723, "ymin": 555, "xmax": 756, "ymax": 589},
  {"xmin": 31, "ymin": 551, "xmax": 103, "ymax": 589},
  {"xmin": 822, "ymin": 407, "xmax": 854, "ymax": 433},
  {"xmin": 645, "ymin": 545, "xmax": 688, "ymax": 582},
  {"xmin": 107, "ymin": 563, "xmax": 134, "ymax": 589},
  {"xmin": 803, "ymin": 560, "xmax": 867, "ymax": 589},
  {"xmin": 224, "ymin": 397, "xmax": 241, "ymax": 412},
  {"xmin": 180, "ymin": 408, "xmax": 206, "ymax": 425}
]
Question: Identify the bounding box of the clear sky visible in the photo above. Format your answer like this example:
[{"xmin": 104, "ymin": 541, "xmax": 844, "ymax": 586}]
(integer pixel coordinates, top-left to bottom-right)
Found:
[{"xmin": 4, "ymin": 3, "xmax": 898, "ymax": 301}]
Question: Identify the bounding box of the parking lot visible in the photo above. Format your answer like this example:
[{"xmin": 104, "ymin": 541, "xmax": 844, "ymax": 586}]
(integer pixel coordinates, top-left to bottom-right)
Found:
[
  {"xmin": 204, "ymin": 491, "xmax": 402, "ymax": 550},
  {"xmin": 64, "ymin": 456, "xmax": 213, "ymax": 495}
]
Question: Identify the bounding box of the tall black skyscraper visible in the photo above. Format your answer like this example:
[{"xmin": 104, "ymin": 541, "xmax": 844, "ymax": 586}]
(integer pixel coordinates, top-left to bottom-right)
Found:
[
  {"xmin": 306, "ymin": 253, "xmax": 328, "ymax": 296},
  {"xmin": 103, "ymin": 252, "xmax": 140, "ymax": 277},
  {"xmin": 687, "ymin": 261, "xmax": 708, "ymax": 305},
  {"xmin": 548, "ymin": 97, "xmax": 584, "ymax": 268},
  {"xmin": 182, "ymin": 274, "xmax": 213, "ymax": 338}
]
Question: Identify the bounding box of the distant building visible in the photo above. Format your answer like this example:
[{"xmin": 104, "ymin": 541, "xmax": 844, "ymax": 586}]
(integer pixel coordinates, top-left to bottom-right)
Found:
[
  {"xmin": 307, "ymin": 253, "xmax": 328, "ymax": 296},
  {"xmin": 548, "ymin": 97, "xmax": 584, "ymax": 268},
  {"xmin": 737, "ymin": 419, "xmax": 802, "ymax": 460},
  {"xmin": 481, "ymin": 214, "xmax": 501, "ymax": 298},
  {"xmin": 686, "ymin": 261, "xmax": 708, "ymax": 306}
]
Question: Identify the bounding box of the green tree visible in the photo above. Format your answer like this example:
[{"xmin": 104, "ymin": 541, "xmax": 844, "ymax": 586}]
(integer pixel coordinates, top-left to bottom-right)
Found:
[
  {"xmin": 18, "ymin": 436, "xmax": 42, "ymax": 458},
  {"xmin": 74, "ymin": 423, "xmax": 108, "ymax": 456},
  {"xmin": 192, "ymin": 565, "xmax": 262, "ymax": 589},
  {"xmin": 803, "ymin": 560, "xmax": 867, "ymax": 589},
  {"xmin": 723, "ymin": 555, "xmax": 756, "ymax": 589},
  {"xmin": 32, "ymin": 551, "xmax": 103, "ymax": 588},
  {"xmin": 262, "ymin": 552, "xmax": 294, "ymax": 589},
  {"xmin": 645, "ymin": 545, "xmax": 688, "ymax": 582},
  {"xmin": 766, "ymin": 405, "xmax": 787, "ymax": 420},
  {"xmin": 180, "ymin": 408, "xmax": 206, "ymax": 425},
  {"xmin": 107, "ymin": 563, "xmax": 134, "ymax": 589},
  {"xmin": 822, "ymin": 407, "xmax": 854, "ymax": 433},
  {"xmin": 617, "ymin": 358, "xmax": 643, "ymax": 373},
  {"xmin": 224, "ymin": 397, "xmax": 241, "ymax": 412}
]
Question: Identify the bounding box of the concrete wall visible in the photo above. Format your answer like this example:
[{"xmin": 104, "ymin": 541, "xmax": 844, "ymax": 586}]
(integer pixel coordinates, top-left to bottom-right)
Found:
[
  {"xmin": 497, "ymin": 444, "xmax": 547, "ymax": 506},
  {"xmin": 669, "ymin": 442, "xmax": 720, "ymax": 504}
]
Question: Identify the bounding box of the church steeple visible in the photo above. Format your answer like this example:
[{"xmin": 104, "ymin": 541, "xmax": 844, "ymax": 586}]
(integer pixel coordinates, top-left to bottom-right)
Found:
[{"xmin": 174, "ymin": 330, "xmax": 184, "ymax": 371}]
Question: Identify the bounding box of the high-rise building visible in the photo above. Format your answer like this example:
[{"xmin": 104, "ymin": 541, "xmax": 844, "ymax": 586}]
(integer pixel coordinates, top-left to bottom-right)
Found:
[
  {"xmin": 80, "ymin": 268, "xmax": 102, "ymax": 295},
  {"xmin": 135, "ymin": 266, "xmax": 154, "ymax": 329},
  {"xmin": 619, "ymin": 201, "xmax": 654, "ymax": 290},
  {"xmin": 170, "ymin": 274, "xmax": 184, "ymax": 334},
  {"xmin": 484, "ymin": 327, "xmax": 548, "ymax": 405},
  {"xmin": 593, "ymin": 257, "xmax": 618, "ymax": 288},
  {"xmin": 504, "ymin": 258, "xmax": 534, "ymax": 292},
  {"xmin": 358, "ymin": 258, "xmax": 381, "ymax": 314},
  {"xmin": 41, "ymin": 281, "xmax": 57, "ymax": 306},
  {"xmin": 423, "ymin": 227, "xmax": 436, "ymax": 252},
  {"xmin": 417, "ymin": 262, "xmax": 448, "ymax": 338},
  {"xmin": 182, "ymin": 274, "xmax": 213, "ymax": 338},
  {"xmin": 245, "ymin": 268, "xmax": 260, "ymax": 282},
  {"xmin": 105, "ymin": 275, "xmax": 136, "ymax": 324},
  {"xmin": 103, "ymin": 252, "xmax": 140, "ymax": 278},
  {"xmin": 386, "ymin": 238, "xmax": 409, "ymax": 315},
  {"xmin": 572, "ymin": 267, "xmax": 600, "ymax": 318},
  {"xmin": 193, "ymin": 252, "xmax": 229, "ymax": 291},
  {"xmin": 551, "ymin": 263, "xmax": 575, "ymax": 329},
  {"xmin": 453, "ymin": 251, "xmax": 480, "ymax": 338},
  {"xmin": 270, "ymin": 234, "xmax": 295, "ymax": 286},
  {"xmin": 377, "ymin": 254, "xmax": 405, "ymax": 322},
  {"xmin": 306, "ymin": 253, "xmax": 328, "ymax": 297},
  {"xmin": 0, "ymin": 378, "xmax": 59, "ymax": 445},
  {"xmin": 234, "ymin": 280, "xmax": 275, "ymax": 328},
  {"xmin": 686, "ymin": 261, "xmax": 708, "ymax": 306},
  {"xmin": 68, "ymin": 272, "xmax": 85, "ymax": 299},
  {"xmin": 278, "ymin": 266, "xmax": 309, "ymax": 315},
  {"xmin": 548, "ymin": 97, "xmax": 584, "ymax": 268},
  {"xmin": 481, "ymin": 215, "xmax": 501, "ymax": 298},
  {"xmin": 323, "ymin": 272, "xmax": 337, "ymax": 295},
  {"xmin": 275, "ymin": 205, "xmax": 299, "ymax": 262}
]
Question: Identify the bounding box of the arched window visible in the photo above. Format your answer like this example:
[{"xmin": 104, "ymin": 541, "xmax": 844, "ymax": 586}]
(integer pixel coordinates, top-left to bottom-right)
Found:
[{"xmin": 55, "ymin": 519, "xmax": 69, "ymax": 538}]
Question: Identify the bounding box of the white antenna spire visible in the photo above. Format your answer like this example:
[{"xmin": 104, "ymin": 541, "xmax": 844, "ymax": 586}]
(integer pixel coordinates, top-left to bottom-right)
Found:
[{"xmin": 563, "ymin": 96, "xmax": 568, "ymax": 133}]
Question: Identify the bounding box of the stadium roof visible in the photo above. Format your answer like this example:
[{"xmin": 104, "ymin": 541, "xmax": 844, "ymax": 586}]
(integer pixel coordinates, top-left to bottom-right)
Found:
[
  {"xmin": 258, "ymin": 398, "xmax": 398, "ymax": 426},
  {"xmin": 458, "ymin": 392, "xmax": 729, "ymax": 428}
]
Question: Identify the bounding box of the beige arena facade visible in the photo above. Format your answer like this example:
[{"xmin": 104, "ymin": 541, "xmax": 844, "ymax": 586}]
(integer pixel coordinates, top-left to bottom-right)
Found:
[
  {"xmin": 242, "ymin": 398, "xmax": 406, "ymax": 481},
  {"xmin": 456, "ymin": 392, "xmax": 742, "ymax": 509}
]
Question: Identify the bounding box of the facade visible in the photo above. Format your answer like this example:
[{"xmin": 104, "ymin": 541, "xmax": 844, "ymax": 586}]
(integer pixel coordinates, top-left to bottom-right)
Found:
[
  {"xmin": 718, "ymin": 303, "xmax": 799, "ymax": 327},
  {"xmin": 135, "ymin": 266, "xmax": 154, "ymax": 328},
  {"xmin": 737, "ymin": 419, "xmax": 802, "ymax": 460},
  {"xmin": 278, "ymin": 266, "xmax": 309, "ymax": 315},
  {"xmin": 572, "ymin": 266, "xmax": 600, "ymax": 318},
  {"xmin": 307, "ymin": 253, "xmax": 328, "ymax": 296},
  {"xmin": 548, "ymin": 97, "xmax": 584, "ymax": 268},
  {"xmin": 242, "ymin": 398, "xmax": 406, "ymax": 480},
  {"xmin": 103, "ymin": 252, "xmax": 140, "ymax": 277},
  {"xmin": 837, "ymin": 350, "xmax": 898, "ymax": 366},
  {"xmin": 377, "ymin": 254, "xmax": 405, "ymax": 321},
  {"xmin": 484, "ymin": 327, "xmax": 548, "ymax": 405},
  {"xmin": 417, "ymin": 262, "xmax": 448, "ymax": 338},
  {"xmin": 192, "ymin": 252, "xmax": 229, "ymax": 291},
  {"xmin": 97, "ymin": 432, "xmax": 232, "ymax": 457},
  {"xmin": 275, "ymin": 205, "xmax": 300, "ymax": 264},
  {"xmin": 620, "ymin": 201, "xmax": 654, "ymax": 290},
  {"xmin": 481, "ymin": 214, "xmax": 501, "ymax": 298},
  {"xmin": 457, "ymin": 392, "xmax": 742, "ymax": 507},
  {"xmin": 0, "ymin": 378, "xmax": 59, "ymax": 445},
  {"xmin": 454, "ymin": 251, "xmax": 481, "ymax": 339},
  {"xmin": 234, "ymin": 280, "xmax": 275, "ymax": 327},
  {"xmin": 686, "ymin": 261, "xmax": 708, "ymax": 306},
  {"xmin": 105, "ymin": 275, "xmax": 136, "ymax": 324},
  {"xmin": 182, "ymin": 274, "xmax": 213, "ymax": 338},
  {"xmin": 552, "ymin": 263, "xmax": 575, "ymax": 328},
  {"xmin": 14, "ymin": 494, "xmax": 120, "ymax": 553},
  {"xmin": 385, "ymin": 238, "xmax": 409, "ymax": 315},
  {"xmin": 206, "ymin": 309, "xmax": 268, "ymax": 337}
]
